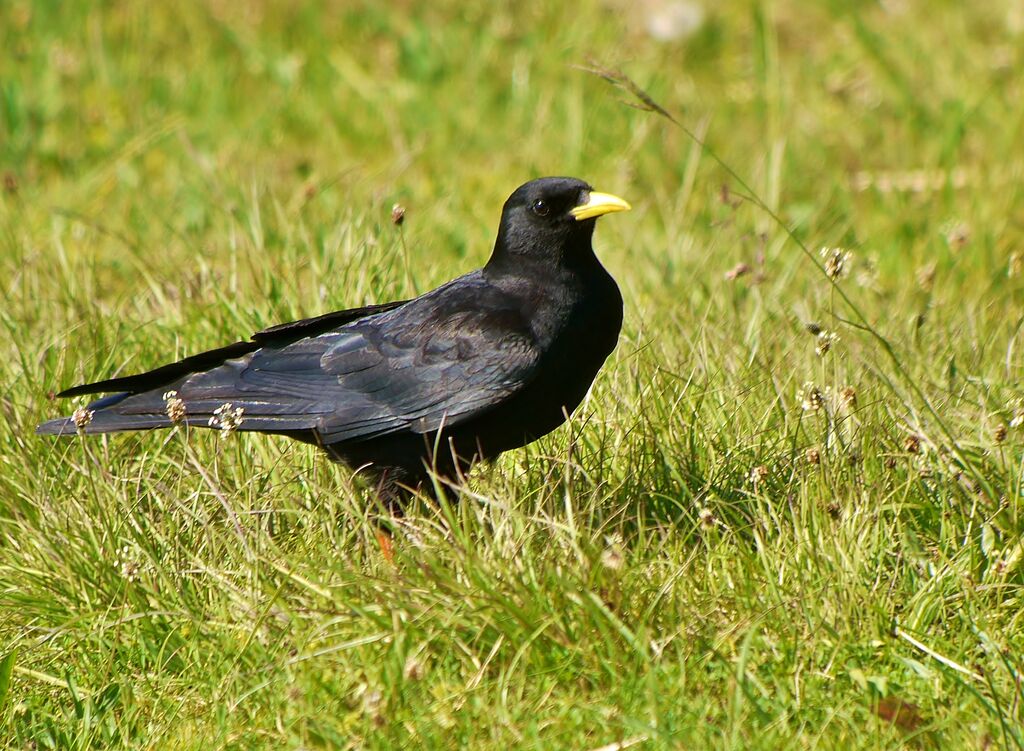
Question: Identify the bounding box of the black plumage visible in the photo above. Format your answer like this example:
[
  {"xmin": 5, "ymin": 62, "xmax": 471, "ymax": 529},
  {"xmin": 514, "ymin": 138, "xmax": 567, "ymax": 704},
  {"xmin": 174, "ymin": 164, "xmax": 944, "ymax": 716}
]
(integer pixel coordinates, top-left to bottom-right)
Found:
[{"xmin": 37, "ymin": 177, "xmax": 630, "ymax": 499}]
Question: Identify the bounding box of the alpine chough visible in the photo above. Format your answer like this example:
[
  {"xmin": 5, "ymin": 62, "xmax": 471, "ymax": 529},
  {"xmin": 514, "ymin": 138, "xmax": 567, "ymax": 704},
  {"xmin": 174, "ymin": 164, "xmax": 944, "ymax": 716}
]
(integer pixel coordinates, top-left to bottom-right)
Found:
[{"xmin": 37, "ymin": 177, "xmax": 631, "ymax": 499}]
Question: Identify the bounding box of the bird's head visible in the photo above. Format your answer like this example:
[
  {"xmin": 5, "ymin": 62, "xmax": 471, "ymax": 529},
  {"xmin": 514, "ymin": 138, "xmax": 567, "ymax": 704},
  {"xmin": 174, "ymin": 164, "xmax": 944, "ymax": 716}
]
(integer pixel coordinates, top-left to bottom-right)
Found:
[{"xmin": 487, "ymin": 177, "xmax": 630, "ymax": 273}]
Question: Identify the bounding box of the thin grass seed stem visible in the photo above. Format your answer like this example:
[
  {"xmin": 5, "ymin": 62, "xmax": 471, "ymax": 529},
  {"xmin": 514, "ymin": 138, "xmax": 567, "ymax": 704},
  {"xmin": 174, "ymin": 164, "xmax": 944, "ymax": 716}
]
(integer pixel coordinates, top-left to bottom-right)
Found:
[
  {"xmin": 187, "ymin": 455, "xmax": 254, "ymax": 561},
  {"xmin": 592, "ymin": 66, "xmax": 996, "ymax": 501}
]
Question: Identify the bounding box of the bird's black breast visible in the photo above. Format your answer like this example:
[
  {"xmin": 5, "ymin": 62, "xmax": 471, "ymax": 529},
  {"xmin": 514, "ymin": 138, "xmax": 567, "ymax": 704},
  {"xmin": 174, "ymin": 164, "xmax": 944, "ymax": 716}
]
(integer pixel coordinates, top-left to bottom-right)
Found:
[
  {"xmin": 448, "ymin": 265, "xmax": 623, "ymax": 457},
  {"xmin": 325, "ymin": 264, "xmax": 622, "ymax": 476}
]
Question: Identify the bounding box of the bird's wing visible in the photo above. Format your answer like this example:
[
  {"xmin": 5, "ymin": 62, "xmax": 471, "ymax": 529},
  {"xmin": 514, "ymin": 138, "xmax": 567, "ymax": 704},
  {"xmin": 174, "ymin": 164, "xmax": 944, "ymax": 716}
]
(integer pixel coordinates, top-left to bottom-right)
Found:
[
  {"xmin": 39, "ymin": 279, "xmax": 541, "ymax": 441},
  {"xmin": 314, "ymin": 303, "xmax": 540, "ymax": 442},
  {"xmin": 56, "ymin": 299, "xmax": 409, "ymax": 398}
]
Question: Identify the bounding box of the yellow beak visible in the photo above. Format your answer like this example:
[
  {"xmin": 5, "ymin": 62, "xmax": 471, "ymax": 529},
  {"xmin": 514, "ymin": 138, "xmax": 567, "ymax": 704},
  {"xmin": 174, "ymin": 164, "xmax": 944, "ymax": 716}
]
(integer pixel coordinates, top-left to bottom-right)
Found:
[{"xmin": 570, "ymin": 191, "xmax": 632, "ymax": 221}]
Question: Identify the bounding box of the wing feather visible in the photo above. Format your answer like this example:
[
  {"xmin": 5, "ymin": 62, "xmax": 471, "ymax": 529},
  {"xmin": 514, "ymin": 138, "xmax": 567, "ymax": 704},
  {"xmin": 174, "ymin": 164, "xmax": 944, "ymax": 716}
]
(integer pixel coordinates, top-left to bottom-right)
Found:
[{"xmin": 38, "ymin": 273, "xmax": 541, "ymax": 443}]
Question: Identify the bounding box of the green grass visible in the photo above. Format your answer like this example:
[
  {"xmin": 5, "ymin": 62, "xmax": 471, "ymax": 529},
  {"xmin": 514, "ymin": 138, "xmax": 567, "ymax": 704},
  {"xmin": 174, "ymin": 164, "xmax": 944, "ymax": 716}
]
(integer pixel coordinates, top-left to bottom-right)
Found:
[{"xmin": 2, "ymin": 0, "xmax": 1023, "ymax": 748}]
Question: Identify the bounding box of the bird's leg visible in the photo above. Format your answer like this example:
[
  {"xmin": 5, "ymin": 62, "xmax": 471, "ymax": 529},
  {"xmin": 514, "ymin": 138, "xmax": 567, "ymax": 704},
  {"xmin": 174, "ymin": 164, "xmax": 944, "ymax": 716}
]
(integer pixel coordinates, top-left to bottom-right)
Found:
[
  {"xmin": 375, "ymin": 528, "xmax": 395, "ymax": 565},
  {"xmin": 369, "ymin": 470, "xmax": 415, "ymax": 565}
]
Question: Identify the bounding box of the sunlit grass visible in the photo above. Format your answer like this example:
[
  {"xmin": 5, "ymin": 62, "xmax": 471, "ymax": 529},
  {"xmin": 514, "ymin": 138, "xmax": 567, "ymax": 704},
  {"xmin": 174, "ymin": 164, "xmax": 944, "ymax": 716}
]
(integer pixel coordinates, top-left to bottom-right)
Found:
[{"xmin": 2, "ymin": 0, "xmax": 1023, "ymax": 748}]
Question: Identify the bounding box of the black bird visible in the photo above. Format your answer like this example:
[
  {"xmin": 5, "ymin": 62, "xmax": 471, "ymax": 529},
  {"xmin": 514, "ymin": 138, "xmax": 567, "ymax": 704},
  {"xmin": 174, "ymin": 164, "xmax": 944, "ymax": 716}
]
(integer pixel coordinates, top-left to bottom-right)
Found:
[{"xmin": 37, "ymin": 177, "xmax": 630, "ymax": 500}]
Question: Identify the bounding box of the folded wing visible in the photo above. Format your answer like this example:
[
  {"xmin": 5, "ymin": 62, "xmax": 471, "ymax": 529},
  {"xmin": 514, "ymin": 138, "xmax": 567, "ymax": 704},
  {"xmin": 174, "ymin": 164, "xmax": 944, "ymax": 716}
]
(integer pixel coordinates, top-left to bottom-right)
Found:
[{"xmin": 37, "ymin": 276, "xmax": 540, "ymax": 442}]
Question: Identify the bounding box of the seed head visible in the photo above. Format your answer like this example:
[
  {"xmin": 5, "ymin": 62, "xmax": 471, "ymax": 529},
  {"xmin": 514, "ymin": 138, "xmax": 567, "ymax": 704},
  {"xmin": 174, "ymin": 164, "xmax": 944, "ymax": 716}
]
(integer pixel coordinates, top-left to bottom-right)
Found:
[
  {"xmin": 403, "ymin": 654, "xmax": 426, "ymax": 681},
  {"xmin": 904, "ymin": 434, "xmax": 921, "ymax": 454},
  {"xmin": 163, "ymin": 390, "xmax": 187, "ymax": 423},
  {"xmin": 209, "ymin": 403, "xmax": 244, "ymax": 434},
  {"xmin": 815, "ymin": 330, "xmax": 839, "ymax": 357},
  {"xmin": 391, "ymin": 203, "xmax": 406, "ymax": 226},
  {"xmin": 805, "ymin": 447, "xmax": 821, "ymax": 465},
  {"xmin": 839, "ymin": 386, "xmax": 858, "ymax": 409},
  {"xmin": 72, "ymin": 406, "xmax": 94, "ymax": 432},
  {"xmin": 725, "ymin": 262, "xmax": 750, "ymax": 281},
  {"xmin": 698, "ymin": 507, "xmax": 716, "ymax": 529},
  {"xmin": 819, "ymin": 247, "xmax": 852, "ymax": 279},
  {"xmin": 800, "ymin": 382, "xmax": 825, "ymax": 412},
  {"xmin": 600, "ymin": 545, "xmax": 624, "ymax": 571},
  {"xmin": 994, "ymin": 424, "xmax": 1008, "ymax": 443},
  {"xmin": 359, "ymin": 686, "xmax": 386, "ymax": 727},
  {"xmin": 941, "ymin": 220, "xmax": 971, "ymax": 250},
  {"xmin": 115, "ymin": 544, "xmax": 141, "ymax": 582},
  {"xmin": 600, "ymin": 533, "xmax": 625, "ymax": 571},
  {"xmin": 749, "ymin": 465, "xmax": 769, "ymax": 486}
]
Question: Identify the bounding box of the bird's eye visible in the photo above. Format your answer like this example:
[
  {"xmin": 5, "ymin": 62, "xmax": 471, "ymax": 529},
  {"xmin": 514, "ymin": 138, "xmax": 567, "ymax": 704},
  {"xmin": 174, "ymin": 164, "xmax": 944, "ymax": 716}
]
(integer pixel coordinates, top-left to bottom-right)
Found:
[{"xmin": 531, "ymin": 199, "xmax": 550, "ymax": 217}]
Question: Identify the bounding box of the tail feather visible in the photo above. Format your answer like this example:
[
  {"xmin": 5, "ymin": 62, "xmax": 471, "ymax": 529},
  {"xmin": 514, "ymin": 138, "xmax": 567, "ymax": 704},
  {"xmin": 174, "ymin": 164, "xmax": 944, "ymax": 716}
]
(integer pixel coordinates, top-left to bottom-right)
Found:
[
  {"xmin": 36, "ymin": 412, "xmax": 176, "ymax": 436},
  {"xmin": 36, "ymin": 407, "xmax": 320, "ymax": 436},
  {"xmin": 38, "ymin": 359, "xmax": 328, "ymax": 438}
]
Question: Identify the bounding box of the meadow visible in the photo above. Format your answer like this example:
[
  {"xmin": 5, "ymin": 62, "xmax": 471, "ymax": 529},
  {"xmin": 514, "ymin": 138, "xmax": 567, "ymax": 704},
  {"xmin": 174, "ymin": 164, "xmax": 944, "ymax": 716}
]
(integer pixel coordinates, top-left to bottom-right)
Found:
[{"xmin": 1, "ymin": 0, "xmax": 1023, "ymax": 747}]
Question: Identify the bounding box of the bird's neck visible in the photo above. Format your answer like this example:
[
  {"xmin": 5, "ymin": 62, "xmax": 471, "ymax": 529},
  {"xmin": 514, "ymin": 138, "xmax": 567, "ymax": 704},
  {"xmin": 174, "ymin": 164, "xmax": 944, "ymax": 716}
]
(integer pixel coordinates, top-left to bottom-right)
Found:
[{"xmin": 483, "ymin": 229, "xmax": 602, "ymax": 281}]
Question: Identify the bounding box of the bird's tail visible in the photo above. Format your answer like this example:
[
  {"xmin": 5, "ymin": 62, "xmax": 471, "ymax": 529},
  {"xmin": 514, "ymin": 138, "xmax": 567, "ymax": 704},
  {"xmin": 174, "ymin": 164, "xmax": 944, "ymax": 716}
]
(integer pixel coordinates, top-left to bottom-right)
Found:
[
  {"xmin": 36, "ymin": 413, "xmax": 179, "ymax": 436},
  {"xmin": 36, "ymin": 388, "xmax": 319, "ymax": 437},
  {"xmin": 37, "ymin": 391, "xmax": 189, "ymax": 436}
]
